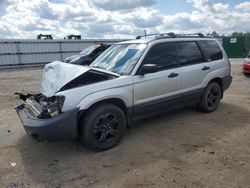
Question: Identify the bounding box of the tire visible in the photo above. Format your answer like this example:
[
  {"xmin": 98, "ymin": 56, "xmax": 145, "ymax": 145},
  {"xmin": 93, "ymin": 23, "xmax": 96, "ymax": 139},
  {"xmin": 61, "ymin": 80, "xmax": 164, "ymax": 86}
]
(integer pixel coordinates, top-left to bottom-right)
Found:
[
  {"xmin": 198, "ymin": 82, "xmax": 222, "ymax": 113},
  {"xmin": 79, "ymin": 103, "xmax": 126, "ymax": 151}
]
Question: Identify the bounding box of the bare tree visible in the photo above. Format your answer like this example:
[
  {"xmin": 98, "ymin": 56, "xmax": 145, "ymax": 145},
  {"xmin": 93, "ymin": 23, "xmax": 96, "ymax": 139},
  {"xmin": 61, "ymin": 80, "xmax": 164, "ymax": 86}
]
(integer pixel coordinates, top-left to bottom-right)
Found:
[{"xmin": 211, "ymin": 31, "xmax": 220, "ymax": 38}]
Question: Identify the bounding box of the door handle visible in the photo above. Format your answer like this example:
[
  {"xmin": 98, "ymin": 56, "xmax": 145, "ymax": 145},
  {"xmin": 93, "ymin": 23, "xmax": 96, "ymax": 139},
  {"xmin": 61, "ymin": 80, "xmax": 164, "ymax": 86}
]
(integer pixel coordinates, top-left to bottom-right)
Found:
[
  {"xmin": 202, "ymin": 66, "xmax": 210, "ymax": 71},
  {"xmin": 168, "ymin": 72, "xmax": 179, "ymax": 78}
]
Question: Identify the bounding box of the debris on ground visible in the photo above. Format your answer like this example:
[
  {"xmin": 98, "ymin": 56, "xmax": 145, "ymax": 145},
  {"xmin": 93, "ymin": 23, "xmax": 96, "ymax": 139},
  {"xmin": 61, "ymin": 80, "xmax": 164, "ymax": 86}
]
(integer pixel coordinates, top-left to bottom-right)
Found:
[{"xmin": 10, "ymin": 162, "xmax": 16, "ymax": 167}]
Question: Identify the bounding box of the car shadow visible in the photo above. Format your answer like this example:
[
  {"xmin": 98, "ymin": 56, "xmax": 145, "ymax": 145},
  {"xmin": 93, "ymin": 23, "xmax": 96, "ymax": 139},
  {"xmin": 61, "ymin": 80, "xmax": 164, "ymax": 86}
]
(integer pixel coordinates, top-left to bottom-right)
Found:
[
  {"xmin": 243, "ymin": 73, "xmax": 250, "ymax": 78},
  {"xmin": 16, "ymin": 102, "xmax": 250, "ymax": 187}
]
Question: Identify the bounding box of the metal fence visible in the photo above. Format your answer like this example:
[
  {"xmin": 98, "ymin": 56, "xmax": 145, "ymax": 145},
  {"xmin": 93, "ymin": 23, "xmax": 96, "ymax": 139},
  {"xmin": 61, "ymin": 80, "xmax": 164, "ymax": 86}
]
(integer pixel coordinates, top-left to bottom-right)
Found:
[
  {"xmin": 0, "ymin": 37, "xmax": 224, "ymax": 68},
  {"xmin": 0, "ymin": 39, "xmax": 124, "ymax": 68}
]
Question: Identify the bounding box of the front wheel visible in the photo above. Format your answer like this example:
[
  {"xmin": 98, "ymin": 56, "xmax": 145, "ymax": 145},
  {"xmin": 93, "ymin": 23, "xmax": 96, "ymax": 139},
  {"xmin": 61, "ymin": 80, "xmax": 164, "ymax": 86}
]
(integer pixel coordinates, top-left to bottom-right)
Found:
[
  {"xmin": 198, "ymin": 82, "xmax": 222, "ymax": 113},
  {"xmin": 79, "ymin": 104, "xmax": 126, "ymax": 151}
]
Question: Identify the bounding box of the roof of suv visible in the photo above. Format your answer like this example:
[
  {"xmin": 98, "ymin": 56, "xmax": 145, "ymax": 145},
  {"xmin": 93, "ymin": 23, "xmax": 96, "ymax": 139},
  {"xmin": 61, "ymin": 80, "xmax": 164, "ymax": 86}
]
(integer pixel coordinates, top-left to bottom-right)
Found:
[
  {"xmin": 118, "ymin": 38, "xmax": 217, "ymax": 45},
  {"xmin": 117, "ymin": 33, "xmax": 218, "ymax": 45}
]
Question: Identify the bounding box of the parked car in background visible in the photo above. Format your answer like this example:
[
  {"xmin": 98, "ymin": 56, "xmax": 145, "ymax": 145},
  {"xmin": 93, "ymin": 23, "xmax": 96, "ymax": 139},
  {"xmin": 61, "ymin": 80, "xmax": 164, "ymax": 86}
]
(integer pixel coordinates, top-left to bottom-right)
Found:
[
  {"xmin": 65, "ymin": 44, "xmax": 111, "ymax": 65},
  {"xmin": 243, "ymin": 54, "xmax": 250, "ymax": 74}
]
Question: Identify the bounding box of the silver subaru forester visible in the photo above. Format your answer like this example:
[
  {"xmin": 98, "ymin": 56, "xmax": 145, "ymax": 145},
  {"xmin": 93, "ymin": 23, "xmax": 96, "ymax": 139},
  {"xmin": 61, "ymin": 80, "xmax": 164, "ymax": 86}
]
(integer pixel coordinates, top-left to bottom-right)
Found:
[{"xmin": 16, "ymin": 33, "xmax": 232, "ymax": 151}]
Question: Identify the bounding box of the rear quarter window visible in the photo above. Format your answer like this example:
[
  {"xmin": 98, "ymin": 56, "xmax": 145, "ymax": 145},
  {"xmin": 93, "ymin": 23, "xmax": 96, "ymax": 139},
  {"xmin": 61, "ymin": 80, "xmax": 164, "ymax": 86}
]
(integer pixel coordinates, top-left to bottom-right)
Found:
[{"xmin": 200, "ymin": 40, "xmax": 223, "ymax": 61}]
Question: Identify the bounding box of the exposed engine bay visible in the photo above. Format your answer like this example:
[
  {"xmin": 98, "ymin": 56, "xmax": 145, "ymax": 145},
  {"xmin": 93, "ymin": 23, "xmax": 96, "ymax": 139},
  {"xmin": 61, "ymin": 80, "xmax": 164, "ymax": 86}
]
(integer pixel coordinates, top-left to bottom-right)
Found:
[{"xmin": 15, "ymin": 93, "xmax": 65, "ymax": 119}]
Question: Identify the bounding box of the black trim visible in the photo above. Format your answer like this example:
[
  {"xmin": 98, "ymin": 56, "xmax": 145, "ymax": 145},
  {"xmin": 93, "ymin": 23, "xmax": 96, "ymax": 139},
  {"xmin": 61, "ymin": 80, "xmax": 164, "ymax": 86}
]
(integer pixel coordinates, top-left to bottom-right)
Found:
[
  {"xmin": 222, "ymin": 75, "xmax": 232, "ymax": 91},
  {"xmin": 59, "ymin": 70, "xmax": 118, "ymax": 92},
  {"xmin": 136, "ymin": 33, "xmax": 205, "ymax": 40},
  {"xmin": 133, "ymin": 88, "xmax": 204, "ymax": 119}
]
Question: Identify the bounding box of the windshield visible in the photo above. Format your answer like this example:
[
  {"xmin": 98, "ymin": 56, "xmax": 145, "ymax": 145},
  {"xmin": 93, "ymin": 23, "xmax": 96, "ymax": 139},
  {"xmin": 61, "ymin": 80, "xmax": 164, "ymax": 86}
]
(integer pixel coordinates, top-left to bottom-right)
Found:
[
  {"xmin": 90, "ymin": 44, "xmax": 147, "ymax": 75},
  {"xmin": 79, "ymin": 45, "xmax": 100, "ymax": 55}
]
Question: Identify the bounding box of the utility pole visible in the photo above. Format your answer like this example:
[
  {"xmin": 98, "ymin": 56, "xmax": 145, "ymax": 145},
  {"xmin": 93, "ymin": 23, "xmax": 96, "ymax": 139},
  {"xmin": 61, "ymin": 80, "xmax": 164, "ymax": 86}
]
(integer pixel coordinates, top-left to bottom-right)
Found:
[{"xmin": 144, "ymin": 29, "xmax": 147, "ymax": 39}]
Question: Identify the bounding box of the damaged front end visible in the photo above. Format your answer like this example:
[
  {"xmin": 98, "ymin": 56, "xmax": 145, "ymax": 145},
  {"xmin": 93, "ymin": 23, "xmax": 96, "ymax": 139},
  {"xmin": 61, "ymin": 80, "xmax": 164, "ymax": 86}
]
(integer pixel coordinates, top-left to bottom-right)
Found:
[
  {"xmin": 15, "ymin": 93, "xmax": 78, "ymax": 142},
  {"xmin": 15, "ymin": 93, "xmax": 65, "ymax": 119},
  {"xmin": 15, "ymin": 61, "xmax": 118, "ymax": 142}
]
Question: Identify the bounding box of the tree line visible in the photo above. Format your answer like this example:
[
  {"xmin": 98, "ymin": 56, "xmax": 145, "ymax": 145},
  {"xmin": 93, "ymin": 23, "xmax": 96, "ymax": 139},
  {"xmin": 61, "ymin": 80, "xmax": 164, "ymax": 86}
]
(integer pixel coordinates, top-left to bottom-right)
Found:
[{"xmin": 206, "ymin": 31, "xmax": 250, "ymax": 38}]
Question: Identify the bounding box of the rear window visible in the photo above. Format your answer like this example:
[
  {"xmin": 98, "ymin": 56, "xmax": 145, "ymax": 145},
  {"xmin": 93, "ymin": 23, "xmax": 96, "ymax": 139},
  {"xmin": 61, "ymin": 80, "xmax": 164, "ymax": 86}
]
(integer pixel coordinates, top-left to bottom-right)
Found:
[
  {"xmin": 176, "ymin": 42, "xmax": 206, "ymax": 66},
  {"xmin": 200, "ymin": 40, "xmax": 223, "ymax": 61}
]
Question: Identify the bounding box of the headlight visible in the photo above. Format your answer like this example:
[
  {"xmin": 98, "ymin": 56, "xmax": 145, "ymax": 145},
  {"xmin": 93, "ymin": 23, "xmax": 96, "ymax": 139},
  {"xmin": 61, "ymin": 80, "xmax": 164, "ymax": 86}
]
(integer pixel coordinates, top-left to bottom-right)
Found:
[{"xmin": 39, "ymin": 95, "xmax": 65, "ymax": 118}]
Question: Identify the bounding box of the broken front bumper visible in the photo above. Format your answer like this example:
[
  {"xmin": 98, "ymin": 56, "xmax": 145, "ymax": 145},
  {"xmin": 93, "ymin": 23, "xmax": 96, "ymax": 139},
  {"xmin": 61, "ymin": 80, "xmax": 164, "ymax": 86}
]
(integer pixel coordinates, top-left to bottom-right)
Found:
[{"xmin": 15, "ymin": 104, "xmax": 79, "ymax": 141}]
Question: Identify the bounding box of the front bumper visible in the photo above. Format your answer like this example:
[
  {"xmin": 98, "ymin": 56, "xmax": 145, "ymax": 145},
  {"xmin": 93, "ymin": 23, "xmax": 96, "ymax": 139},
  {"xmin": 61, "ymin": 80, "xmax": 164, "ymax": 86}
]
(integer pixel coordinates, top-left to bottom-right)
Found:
[
  {"xmin": 243, "ymin": 63, "xmax": 250, "ymax": 74},
  {"xmin": 16, "ymin": 104, "xmax": 78, "ymax": 141}
]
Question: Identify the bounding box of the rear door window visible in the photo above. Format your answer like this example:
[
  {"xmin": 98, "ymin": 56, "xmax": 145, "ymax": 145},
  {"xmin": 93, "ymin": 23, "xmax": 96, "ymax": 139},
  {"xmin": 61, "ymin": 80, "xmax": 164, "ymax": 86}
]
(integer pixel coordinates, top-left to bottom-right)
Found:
[
  {"xmin": 176, "ymin": 42, "xmax": 206, "ymax": 66},
  {"xmin": 200, "ymin": 40, "xmax": 223, "ymax": 61},
  {"xmin": 142, "ymin": 42, "xmax": 178, "ymax": 71}
]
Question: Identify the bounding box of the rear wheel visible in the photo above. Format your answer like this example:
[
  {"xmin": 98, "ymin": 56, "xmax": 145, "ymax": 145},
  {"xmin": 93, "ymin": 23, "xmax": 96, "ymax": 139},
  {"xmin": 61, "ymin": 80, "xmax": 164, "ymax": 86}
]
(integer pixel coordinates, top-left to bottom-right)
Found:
[
  {"xmin": 79, "ymin": 104, "xmax": 126, "ymax": 151},
  {"xmin": 198, "ymin": 82, "xmax": 222, "ymax": 113}
]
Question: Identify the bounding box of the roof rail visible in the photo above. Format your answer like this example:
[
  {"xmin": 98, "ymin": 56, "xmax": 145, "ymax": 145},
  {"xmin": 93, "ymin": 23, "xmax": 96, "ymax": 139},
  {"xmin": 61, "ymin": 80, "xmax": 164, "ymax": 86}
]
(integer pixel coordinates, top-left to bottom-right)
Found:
[
  {"xmin": 136, "ymin": 32, "xmax": 176, "ymax": 39},
  {"xmin": 136, "ymin": 32, "xmax": 205, "ymax": 39},
  {"xmin": 175, "ymin": 33, "xmax": 204, "ymax": 38}
]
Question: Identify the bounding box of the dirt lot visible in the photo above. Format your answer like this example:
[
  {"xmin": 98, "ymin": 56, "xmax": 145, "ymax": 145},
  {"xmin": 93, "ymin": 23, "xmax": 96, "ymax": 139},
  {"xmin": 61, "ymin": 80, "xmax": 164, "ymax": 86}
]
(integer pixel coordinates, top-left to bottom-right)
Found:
[{"xmin": 0, "ymin": 59, "xmax": 249, "ymax": 188}]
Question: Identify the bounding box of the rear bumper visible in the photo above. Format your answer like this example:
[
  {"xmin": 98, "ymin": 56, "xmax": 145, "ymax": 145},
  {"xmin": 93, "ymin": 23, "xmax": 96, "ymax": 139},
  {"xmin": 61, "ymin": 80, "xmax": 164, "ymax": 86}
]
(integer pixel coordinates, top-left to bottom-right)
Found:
[
  {"xmin": 16, "ymin": 104, "xmax": 78, "ymax": 141},
  {"xmin": 222, "ymin": 75, "xmax": 232, "ymax": 91},
  {"xmin": 243, "ymin": 63, "xmax": 250, "ymax": 74}
]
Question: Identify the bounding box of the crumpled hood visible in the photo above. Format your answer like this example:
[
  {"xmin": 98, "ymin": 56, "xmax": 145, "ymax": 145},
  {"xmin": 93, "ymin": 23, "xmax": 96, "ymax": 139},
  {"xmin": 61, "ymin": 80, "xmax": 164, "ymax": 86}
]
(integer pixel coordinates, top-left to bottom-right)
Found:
[{"xmin": 41, "ymin": 61, "xmax": 90, "ymax": 97}]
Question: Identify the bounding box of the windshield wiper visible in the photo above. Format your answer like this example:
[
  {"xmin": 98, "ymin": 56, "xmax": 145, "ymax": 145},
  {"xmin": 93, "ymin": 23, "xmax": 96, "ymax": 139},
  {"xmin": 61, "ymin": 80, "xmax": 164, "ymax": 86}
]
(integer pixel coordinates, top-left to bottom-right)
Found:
[
  {"xmin": 91, "ymin": 66, "xmax": 121, "ymax": 77},
  {"xmin": 92, "ymin": 65, "xmax": 104, "ymax": 70}
]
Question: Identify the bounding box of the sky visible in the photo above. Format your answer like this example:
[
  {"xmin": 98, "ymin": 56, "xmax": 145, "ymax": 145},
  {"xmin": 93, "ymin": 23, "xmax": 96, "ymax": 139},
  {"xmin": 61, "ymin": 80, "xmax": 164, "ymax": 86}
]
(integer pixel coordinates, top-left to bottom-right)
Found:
[{"xmin": 0, "ymin": 0, "xmax": 249, "ymax": 39}]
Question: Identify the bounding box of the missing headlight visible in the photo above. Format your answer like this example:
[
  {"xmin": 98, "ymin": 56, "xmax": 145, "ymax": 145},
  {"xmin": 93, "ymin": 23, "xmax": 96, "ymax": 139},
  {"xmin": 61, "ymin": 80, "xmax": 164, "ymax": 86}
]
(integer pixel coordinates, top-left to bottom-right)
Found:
[
  {"xmin": 38, "ymin": 95, "xmax": 65, "ymax": 118},
  {"xmin": 16, "ymin": 93, "xmax": 65, "ymax": 119}
]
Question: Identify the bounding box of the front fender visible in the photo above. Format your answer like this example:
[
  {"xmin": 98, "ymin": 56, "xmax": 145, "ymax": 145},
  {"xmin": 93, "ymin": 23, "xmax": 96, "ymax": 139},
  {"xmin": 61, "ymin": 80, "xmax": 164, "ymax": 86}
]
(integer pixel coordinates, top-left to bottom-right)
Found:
[{"xmin": 77, "ymin": 86, "xmax": 133, "ymax": 111}]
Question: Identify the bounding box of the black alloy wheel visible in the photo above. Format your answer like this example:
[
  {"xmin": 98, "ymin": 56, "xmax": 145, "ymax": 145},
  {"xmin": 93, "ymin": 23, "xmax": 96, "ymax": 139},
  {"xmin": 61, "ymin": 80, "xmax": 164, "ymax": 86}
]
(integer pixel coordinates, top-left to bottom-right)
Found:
[
  {"xmin": 206, "ymin": 86, "xmax": 220, "ymax": 109},
  {"xmin": 80, "ymin": 103, "xmax": 126, "ymax": 151},
  {"xmin": 198, "ymin": 82, "xmax": 222, "ymax": 113},
  {"xmin": 93, "ymin": 113, "xmax": 119, "ymax": 143}
]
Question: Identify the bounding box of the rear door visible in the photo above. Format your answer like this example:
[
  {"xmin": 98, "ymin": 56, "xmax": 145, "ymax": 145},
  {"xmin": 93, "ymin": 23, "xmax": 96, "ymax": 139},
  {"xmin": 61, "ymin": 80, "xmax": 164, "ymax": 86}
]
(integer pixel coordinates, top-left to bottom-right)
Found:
[
  {"xmin": 133, "ymin": 42, "xmax": 182, "ymax": 116},
  {"xmin": 176, "ymin": 41, "xmax": 209, "ymax": 102},
  {"xmin": 199, "ymin": 40, "xmax": 225, "ymax": 73}
]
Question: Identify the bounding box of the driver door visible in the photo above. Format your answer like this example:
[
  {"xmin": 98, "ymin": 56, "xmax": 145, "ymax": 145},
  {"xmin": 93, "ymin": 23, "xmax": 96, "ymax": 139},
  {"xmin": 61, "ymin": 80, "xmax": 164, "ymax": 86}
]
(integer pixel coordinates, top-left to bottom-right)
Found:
[{"xmin": 133, "ymin": 42, "xmax": 182, "ymax": 117}]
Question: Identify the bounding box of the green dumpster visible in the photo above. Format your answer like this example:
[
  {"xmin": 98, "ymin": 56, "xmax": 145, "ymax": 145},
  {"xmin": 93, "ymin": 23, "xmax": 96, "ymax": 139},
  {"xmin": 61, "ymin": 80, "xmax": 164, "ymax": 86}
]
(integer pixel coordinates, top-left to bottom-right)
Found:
[{"xmin": 222, "ymin": 37, "xmax": 250, "ymax": 58}]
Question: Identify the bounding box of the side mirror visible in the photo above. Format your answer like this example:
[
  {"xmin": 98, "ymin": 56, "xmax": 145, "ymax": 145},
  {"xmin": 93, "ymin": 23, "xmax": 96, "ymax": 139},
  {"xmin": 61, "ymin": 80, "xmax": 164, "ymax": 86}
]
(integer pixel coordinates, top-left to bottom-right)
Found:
[{"xmin": 140, "ymin": 64, "xmax": 158, "ymax": 75}]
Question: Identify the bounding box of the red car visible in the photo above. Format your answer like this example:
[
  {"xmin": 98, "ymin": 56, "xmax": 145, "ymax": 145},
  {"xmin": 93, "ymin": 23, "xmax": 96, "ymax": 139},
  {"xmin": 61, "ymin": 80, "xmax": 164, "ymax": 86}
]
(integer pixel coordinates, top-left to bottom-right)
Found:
[{"xmin": 243, "ymin": 55, "xmax": 250, "ymax": 74}]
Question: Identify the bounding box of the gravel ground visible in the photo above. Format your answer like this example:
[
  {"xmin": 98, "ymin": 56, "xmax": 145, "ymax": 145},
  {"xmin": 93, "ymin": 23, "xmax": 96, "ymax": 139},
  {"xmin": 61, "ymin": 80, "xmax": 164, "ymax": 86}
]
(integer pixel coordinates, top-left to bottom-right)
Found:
[{"xmin": 0, "ymin": 59, "xmax": 249, "ymax": 188}]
